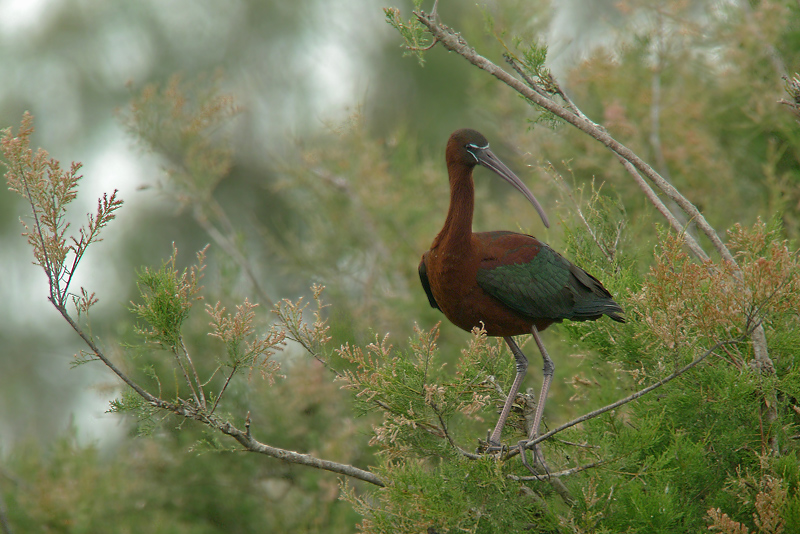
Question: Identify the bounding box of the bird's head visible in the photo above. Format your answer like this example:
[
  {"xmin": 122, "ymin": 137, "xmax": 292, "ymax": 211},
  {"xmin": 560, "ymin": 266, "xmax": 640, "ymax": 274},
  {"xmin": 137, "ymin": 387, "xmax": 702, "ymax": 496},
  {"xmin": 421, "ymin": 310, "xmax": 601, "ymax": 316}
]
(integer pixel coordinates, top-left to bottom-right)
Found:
[{"xmin": 447, "ymin": 129, "xmax": 550, "ymax": 229}]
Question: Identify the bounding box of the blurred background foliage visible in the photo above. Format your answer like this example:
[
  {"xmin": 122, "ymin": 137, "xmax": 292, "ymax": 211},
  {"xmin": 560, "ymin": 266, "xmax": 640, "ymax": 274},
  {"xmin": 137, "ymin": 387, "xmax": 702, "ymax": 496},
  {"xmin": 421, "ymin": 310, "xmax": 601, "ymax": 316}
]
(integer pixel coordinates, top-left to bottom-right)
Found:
[{"xmin": 2, "ymin": 0, "xmax": 800, "ymax": 532}]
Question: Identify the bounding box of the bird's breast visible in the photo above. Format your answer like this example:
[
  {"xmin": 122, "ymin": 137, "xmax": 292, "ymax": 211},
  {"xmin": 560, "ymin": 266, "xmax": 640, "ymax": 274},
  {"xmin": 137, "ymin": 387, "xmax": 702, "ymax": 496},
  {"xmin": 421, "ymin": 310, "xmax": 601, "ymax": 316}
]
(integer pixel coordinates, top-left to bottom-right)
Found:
[{"xmin": 424, "ymin": 242, "xmax": 539, "ymax": 337}]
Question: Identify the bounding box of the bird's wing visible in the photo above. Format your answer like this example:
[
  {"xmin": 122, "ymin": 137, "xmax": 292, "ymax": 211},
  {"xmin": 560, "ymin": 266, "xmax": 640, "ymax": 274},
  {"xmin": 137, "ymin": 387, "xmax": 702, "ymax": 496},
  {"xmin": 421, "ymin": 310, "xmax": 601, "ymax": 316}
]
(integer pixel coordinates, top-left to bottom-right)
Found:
[
  {"xmin": 476, "ymin": 232, "xmax": 623, "ymax": 322},
  {"xmin": 419, "ymin": 253, "xmax": 441, "ymax": 310}
]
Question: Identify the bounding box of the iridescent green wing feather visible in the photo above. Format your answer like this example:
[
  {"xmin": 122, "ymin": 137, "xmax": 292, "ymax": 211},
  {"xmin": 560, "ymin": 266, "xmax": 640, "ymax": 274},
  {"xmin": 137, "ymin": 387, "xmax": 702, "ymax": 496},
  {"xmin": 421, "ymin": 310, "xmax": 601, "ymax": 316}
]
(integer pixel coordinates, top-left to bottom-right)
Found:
[{"xmin": 476, "ymin": 231, "xmax": 624, "ymax": 322}]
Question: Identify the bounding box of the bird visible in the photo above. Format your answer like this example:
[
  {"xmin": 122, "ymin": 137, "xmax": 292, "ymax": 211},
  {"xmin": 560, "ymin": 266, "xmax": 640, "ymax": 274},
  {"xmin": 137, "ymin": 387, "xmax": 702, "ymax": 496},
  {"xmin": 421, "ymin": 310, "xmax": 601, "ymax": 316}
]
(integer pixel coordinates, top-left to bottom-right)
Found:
[{"xmin": 419, "ymin": 128, "xmax": 624, "ymax": 464}]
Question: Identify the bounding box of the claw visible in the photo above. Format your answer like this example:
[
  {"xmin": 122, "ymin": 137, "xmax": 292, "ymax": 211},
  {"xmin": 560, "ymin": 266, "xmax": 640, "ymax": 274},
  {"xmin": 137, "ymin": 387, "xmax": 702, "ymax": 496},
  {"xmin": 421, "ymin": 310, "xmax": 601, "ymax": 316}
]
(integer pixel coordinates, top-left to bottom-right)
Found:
[
  {"xmin": 518, "ymin": 439, "xmax": 550, "ymax": 479},
  {"xmin": 477, "ymin": 436, "xmax": 507, "ymax": 455}
]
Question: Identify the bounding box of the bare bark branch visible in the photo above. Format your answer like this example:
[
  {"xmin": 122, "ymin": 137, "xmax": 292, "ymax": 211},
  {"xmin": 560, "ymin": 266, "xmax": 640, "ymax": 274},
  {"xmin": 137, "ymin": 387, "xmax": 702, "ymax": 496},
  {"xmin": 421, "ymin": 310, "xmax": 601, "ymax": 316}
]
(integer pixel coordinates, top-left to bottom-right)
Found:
[
  {"xmin": 57, "ymin": 306, "xmax": 161, "ymax": 405},
  {"xmin": 57, "ymin": 303, "xmax": 385, "ymax": 487},
  {"xmin": 615, "ymin": 155, "xmax": 709, "ymax": 261},
  {"xmin": 211, "ymin": 365, "xmax": 237, "ymax": 415},
  {"xmin": 508, "ymin": 458, "xmax": 609, "ymax": 480},
  {"xmin": 180, "ymin": 338, "xmax": 206, "ymax": 409},
  {"xmin": 152, "ymin": 396, "xmax": 385, "ymax": 486},
  {"xmin": 213, "ymin": 415, "xmax": 385, "ymax": 487}
]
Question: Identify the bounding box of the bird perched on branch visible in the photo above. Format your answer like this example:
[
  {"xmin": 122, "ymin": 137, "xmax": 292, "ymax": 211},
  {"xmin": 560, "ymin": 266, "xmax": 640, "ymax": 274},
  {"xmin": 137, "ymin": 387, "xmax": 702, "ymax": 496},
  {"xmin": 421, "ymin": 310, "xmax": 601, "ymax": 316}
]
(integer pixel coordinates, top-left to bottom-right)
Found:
[{"xmin": 419, "ymin": 128, "xmax": 624, "ymax": 464}]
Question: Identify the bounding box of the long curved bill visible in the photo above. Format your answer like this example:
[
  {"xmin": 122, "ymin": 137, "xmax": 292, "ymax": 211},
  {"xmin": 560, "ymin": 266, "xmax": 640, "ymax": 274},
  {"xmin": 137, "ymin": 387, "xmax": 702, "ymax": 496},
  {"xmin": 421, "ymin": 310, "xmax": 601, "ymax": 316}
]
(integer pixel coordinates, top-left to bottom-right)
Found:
[{"xmin": 474, "ymin": 147, "xmax": 550, "ymax": 229}]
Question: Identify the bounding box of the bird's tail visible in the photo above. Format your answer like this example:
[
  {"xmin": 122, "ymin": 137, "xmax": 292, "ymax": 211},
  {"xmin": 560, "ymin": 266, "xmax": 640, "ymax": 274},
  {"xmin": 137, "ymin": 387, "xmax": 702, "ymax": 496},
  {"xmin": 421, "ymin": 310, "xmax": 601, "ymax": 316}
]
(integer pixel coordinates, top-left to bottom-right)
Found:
[{"xmin": 572, "ymin": 299, "xmax": 625, "ymax": 323}]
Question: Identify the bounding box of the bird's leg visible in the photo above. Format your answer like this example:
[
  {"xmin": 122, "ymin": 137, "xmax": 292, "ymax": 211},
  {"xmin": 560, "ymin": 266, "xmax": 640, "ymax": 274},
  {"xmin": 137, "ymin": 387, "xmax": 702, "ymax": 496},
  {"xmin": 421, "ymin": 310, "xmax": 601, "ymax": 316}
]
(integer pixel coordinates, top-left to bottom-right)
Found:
[
  {"xmin": 487, "ymin": 337, "xmax": 528, "ymax": 447},
  {"xmin": 525, "ymin": 324, "xmax": 554, "ymax": 467}
]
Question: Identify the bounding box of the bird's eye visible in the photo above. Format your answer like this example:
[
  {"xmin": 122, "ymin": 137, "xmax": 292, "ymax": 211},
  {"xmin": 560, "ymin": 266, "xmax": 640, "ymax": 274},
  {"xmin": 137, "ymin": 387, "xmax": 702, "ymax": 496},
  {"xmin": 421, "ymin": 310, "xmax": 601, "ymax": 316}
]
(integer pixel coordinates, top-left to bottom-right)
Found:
[
  {"xmin": 465, "ymin": 143, "xmax": 488, "ymax": 163},
  {"xmin": 464, "ymin": 144, "xmax": 480, "ymax": 163},
  {"xmin": 465, "ymin": 142, "xmax": 488, "ymax": 150}
]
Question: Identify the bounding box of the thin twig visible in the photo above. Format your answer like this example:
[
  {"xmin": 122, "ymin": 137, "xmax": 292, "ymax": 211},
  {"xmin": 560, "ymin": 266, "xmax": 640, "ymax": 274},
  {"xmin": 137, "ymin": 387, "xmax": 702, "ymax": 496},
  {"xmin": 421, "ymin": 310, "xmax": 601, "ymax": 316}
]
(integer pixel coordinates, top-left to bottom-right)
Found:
[
  {"xmin": 55, "ymin": 301, "xmax": 386, "ymax": 485},
  {"xmin": 284, "ymin": 329, "xmax": 343, "ymax": 378},
  {"xmin": 552, "ymin": 172, "xmax": 618, "ymax": 264},
  {"xmin": 180, "ymin": 338, "xmax": 206, "ymax": 409},
  {"xmin": 408, "ymin": 37, "xmax": 438, "ymax": 52},
  {"xmin": 508, "ymin": 458, "xmax": 610, "ymax": 480},
  {"xmin": 503, "ymin": 55, "xmax": 551, "ymax": 100},
  {"xmin": 57, "ymin": 306, "xmax": 159, "ymax": 404},
  {"xmin": 19, "ymin": 168, "xmax": 61, "ymax": 306},
  {"xmin": 554, "ymin": 438, "xmax": 600, "ymax": 449},
  {"xmin": 486, "ymin": 375, "xmax": 507, "ymax": 397},
  {"xmin": 192, "ymin": 203, "xmax": 274, "ymax": 308},
  {"xmin": 615, "ymin": 155, "xmax": 710, "ymax": 262},
  {"xmin": 433, "ymin": 405, "xmax": 481, "ymax": 460},
  {"xmin": 211, "ymin": 365, "xmax": 237, "ymax": 415},
  {"xmin": 172, "ymin": 343, "xmax": 202, "ymax": 408}
]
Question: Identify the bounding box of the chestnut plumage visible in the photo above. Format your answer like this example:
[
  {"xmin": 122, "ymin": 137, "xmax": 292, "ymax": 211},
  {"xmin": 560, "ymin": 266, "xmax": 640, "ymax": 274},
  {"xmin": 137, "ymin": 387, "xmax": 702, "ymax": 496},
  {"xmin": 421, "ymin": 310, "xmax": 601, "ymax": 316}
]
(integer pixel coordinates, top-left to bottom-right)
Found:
[{"xmin": 419, "ymin": 128, "xmax": 623, "ymax": 459}]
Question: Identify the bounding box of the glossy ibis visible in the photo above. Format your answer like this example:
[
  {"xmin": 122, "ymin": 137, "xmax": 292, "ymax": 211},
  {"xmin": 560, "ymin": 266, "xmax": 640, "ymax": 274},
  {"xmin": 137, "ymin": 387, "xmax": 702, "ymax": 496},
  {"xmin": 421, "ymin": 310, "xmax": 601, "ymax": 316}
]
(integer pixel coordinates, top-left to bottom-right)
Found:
[{"xmin": 419, "ymin": 129, "xmax": 624, "ymax": 462}]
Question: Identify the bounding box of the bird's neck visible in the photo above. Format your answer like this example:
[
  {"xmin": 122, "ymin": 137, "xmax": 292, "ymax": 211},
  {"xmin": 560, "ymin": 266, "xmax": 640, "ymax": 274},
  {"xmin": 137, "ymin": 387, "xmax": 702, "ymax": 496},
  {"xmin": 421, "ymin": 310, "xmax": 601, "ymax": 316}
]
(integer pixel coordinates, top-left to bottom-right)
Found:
[{"xmin": 434, "ymin": 167, "xmax": 474, "ymax": 253}]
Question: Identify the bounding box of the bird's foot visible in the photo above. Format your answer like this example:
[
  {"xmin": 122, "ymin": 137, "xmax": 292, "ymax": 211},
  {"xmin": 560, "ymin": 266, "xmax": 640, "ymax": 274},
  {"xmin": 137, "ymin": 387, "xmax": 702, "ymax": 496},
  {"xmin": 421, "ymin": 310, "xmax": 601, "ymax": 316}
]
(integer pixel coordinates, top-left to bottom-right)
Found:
[
  {"xmin": 477, "ymin": 434, "xmax": 507, "ymax": 455},
  {"xmin": 477, "ymin": 441, "xmax": 501, "ymax": 454},
  {"xmin": 518, "ymin": 439, "xmax": 550, "ymax": 479}
]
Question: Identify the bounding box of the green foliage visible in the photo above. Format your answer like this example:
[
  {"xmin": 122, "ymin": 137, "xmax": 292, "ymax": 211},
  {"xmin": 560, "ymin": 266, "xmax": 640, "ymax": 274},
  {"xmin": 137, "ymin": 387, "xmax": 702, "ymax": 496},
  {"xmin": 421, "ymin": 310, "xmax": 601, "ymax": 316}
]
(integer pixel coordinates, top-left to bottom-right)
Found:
[
  {"xmin": 552, "ymin": 192, "xmax": 800, "ymax": 532},
  {"xmin": 266, "ymin": 118, "xmax": 442, "ymax": 338},
  {"xmin": 335, "ymin": 326, "xmax": 571, "ymax": 533},
  {"xmin": 7, "ymin": 2, "xmax": 800, "ymax": 532},
  {"xmin": 508, "ymin": 38, "xmax": 564, "ymax": 129},
  {"xmin": 344, "ymin": 456, "xmax": 559, "ymax": 533},
  {"xmin": 782, "ymin": 73, "xmax": 800, "ymax": 121},
  {"xmin": 131, "ymin": 244, "xmax": 206, "ymax": 351},
  {"xmin": 384, "ymin": 0, "xmax": 430, "ymax": 66},
  {"xmin": 126, "ymin": 243, "xmax": 286, "ymax": 418},
  {"xmin": 3, "ymin": 432, "xmax": 360, "ymax": 534},
  {"xmin": 338, "ymin": 325, "xmax": 515, "ymax": 457},
  {"xmin": 108, "ymin": 388, "xmax": 159, "ymax": 436},
  {"xmin": 319, "ymin": 149, "xmax": 800, "ymax": 532},
  {"xmin": 2, "ymin": 112, "xmax": 360, "ymax": 533}
]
